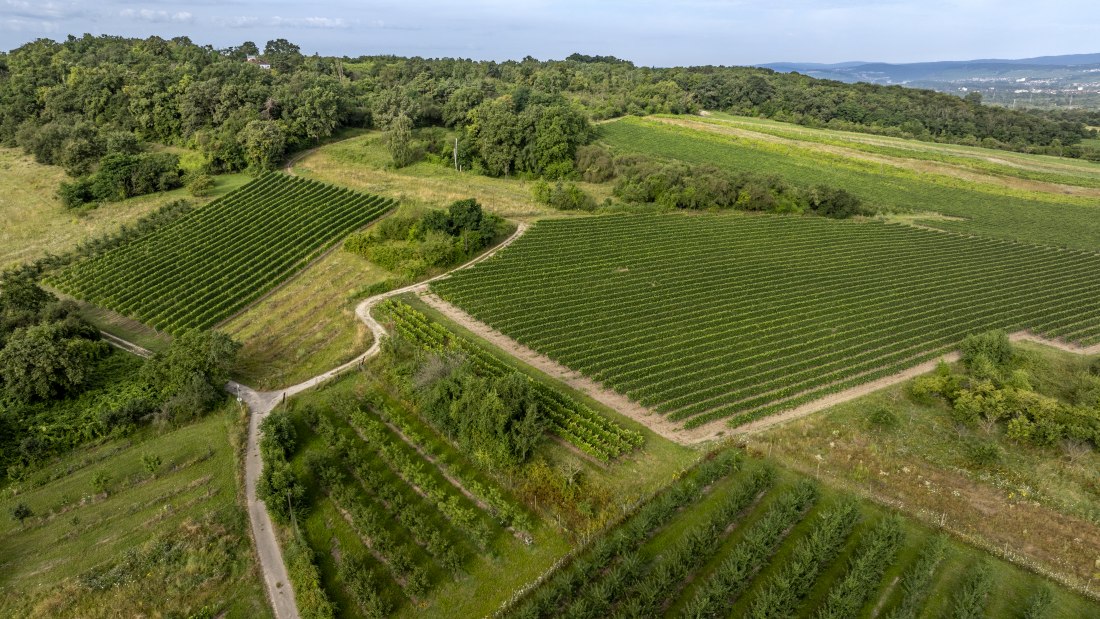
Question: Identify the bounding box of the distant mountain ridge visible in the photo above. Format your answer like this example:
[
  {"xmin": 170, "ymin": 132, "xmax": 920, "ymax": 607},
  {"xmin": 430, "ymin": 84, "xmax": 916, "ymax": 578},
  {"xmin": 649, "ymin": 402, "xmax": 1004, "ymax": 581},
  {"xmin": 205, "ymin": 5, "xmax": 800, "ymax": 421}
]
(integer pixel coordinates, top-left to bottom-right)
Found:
[{"xmin": 761, "ymin": 52, "xmax": 1100, "ymax": 85}]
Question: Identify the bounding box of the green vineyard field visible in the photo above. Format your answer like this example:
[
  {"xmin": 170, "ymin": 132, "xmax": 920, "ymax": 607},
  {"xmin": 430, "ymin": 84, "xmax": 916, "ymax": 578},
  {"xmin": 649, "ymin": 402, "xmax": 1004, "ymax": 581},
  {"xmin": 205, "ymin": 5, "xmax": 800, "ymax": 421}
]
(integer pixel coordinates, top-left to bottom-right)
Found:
[
  {"xmin": 432, "ymin": 214, "xmax": 1100, "ymax": 429},
  {"xmin": 48, "ymin": 173, "xmax": 395, "ymax": 333},
  {"xmin": 600, "ymin": 116, "xmax": 1100, "ymax": 251}
]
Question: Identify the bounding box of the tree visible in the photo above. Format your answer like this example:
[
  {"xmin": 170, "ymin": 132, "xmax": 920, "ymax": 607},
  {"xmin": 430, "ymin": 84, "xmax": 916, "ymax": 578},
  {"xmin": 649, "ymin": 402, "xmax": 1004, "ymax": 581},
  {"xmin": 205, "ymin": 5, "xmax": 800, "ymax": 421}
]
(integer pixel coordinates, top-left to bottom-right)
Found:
[
  {"xmin": 263, "ymin": 38, "xmax": 302, "ymax": 73},
  {"xmin": 11, "ymin": 502, "xmax": 32, "ymax": 527},
  {"xmin": 141, "ymin": 329, "xmax": 240, "ymax": 402},
  {"xmin": 385, "ymin": 113, "xmax": 416, "ymax": 168},
  {"xmin": 0, "ymin": 270, "xmax": 54, "ymax": 322},
  {"xmin": 238, "ymin": 119, "xmax": 286, "ymax": 172},
  {"xmin": 0, "ymin": 322, "xmax": 110, "ymax": 402}
]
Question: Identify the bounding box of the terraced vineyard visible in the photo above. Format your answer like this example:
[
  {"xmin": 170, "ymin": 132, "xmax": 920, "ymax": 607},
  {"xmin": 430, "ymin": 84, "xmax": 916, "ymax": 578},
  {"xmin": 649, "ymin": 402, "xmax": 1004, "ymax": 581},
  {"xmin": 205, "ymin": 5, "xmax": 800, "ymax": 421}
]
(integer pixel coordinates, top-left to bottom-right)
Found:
[
  {"xmin": 379, "ymin": 299, "xmax": 643, "ymax": 461},
  {"xmin": 501, "ymin": 451, "xmax": 1095, "ymax": 618},
  {"xmin": 48, "ymin": 173, "xmax": 394, "ymax": 333},
  {"xmin": 433, "ymin": 214, "xmax": 1100, "ymax": 429}
]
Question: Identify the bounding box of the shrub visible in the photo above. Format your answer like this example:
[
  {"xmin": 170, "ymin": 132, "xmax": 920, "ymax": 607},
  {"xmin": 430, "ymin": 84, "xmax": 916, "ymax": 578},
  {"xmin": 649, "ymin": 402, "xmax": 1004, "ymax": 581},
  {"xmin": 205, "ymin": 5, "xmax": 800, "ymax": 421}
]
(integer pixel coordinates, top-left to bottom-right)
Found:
[
  {"xmin": 187, "ymin": 173, "xmax": 215, "ymax": 197},
  {"xmin": 964, "ymin": 439, "xmax": 1002, "ymax": 468},
  {"xmin": 575, "ymin": 144, "xmax": 615, "ymax": 182},
  {"xmin": 961, "ymin": 330, "xmax": 1012, "ymax": 369},
  {"xmin": 92, "ymin": 470, "xmax": 111, "ymax": 494},
  {"xmin": 1006, "ymin": 415, "xmax": 1035, "ymax": 442},
  {"xmin": 285, "ymin": 537, "xmax": 336, "ymax": 619},
  {"xmin": 532, "ymin": 180, "xmax": 597, "ymax": 211},
  {"xmin": 58, "ymin": 178, "xmax": 96, "ymax": 208},
  {"xmin": 867, "ymin": 406, "xmax": 899, "ymax": 431},
  {"xmin": 11, "ymin": 502, "xmax": 32, "ymax": 526}
]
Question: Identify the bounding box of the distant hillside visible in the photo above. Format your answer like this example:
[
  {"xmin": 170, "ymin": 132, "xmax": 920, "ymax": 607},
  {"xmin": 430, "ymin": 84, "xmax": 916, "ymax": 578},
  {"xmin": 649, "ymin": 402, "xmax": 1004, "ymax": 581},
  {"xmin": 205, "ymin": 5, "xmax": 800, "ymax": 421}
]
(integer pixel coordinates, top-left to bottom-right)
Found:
[{"xmin": 762, "ymin": 53, "xmax": 1100, "ymax": 109}]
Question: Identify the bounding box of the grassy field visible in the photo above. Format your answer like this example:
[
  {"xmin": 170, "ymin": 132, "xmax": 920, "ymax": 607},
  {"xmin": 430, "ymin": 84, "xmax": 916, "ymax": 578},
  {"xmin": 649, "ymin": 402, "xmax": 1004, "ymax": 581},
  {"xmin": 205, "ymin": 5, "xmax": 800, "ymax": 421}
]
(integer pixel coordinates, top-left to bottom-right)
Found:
[
  {"xmin": 433, "ymin": 213, "xmax": 1100, "ymax": 429},
  {"xmin": 600, "ymin": 116, "xmax": 1100, "ymax": 250},
  {"xmin": 0, "ymin": 146, "xmax": 249, "ymax": 268},
  {"xmin": 222, "ymin": 249, "xmax": 385, "ymax": 390},
  {"xmin": 503, "ymin": 453, "xmax": 1100, "ymax": 618},
  {"xmin": 0, "ymin": 405, "xmax": 270, "ymax": 618},
  {"xmin": 291, "ymin": 130, "xmax": 613, "ymax": 221},
  {"xmin": 750, "ymin": 340, "xmax": 1100, "ymax": 592},
  {"xmin": 698, "ymin": 112, "xmax": 1100, "ymax": 188}
]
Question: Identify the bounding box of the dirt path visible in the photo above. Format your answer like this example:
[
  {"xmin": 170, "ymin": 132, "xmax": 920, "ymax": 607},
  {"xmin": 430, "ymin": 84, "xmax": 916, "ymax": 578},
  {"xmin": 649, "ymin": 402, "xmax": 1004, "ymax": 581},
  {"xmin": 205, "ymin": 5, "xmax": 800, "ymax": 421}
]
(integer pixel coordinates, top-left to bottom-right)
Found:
[
  {"xmin": 654, "ymin": 116, "xmax": 1100, "ymax": 199},
  {"xmin": 728, "ymin": 331, "xmax": 1100, "ymax": 437},
  {"xmin": 94, "ymin": 202, "xmax": 1100, "ymax": 616}
]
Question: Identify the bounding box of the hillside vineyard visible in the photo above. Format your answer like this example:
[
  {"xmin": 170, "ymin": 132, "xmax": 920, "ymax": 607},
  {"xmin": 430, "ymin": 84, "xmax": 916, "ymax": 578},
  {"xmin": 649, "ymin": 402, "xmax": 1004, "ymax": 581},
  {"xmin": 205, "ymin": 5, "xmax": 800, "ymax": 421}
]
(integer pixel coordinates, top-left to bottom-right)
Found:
[
  {"xmin": 48, "ymin": 173, "xmax": 395, "ymax": 333},
  {"xmin": 433, "ymin": 214, "xmax": 1100, "ymax": 429}
]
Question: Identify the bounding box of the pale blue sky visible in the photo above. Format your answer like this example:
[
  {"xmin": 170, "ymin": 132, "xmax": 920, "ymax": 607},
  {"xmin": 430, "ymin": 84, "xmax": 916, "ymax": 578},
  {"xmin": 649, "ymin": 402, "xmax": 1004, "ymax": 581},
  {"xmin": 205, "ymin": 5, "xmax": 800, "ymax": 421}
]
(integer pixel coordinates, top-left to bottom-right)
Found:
[{"xmin": 1, "ymin": 0, "xmax": 1097, "ymax": 66}]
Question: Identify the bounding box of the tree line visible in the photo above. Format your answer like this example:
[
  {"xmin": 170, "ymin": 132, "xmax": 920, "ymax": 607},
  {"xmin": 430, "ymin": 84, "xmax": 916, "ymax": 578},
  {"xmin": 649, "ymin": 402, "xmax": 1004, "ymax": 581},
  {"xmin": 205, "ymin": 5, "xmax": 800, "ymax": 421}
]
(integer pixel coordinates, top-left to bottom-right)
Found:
[
  {"xmin": 0, "ymin": 270, "xmax": 240, "ymax": 478},
  {"xmin": 1, "ymin": 34, "xmax": 1095, "ymax": 208}
]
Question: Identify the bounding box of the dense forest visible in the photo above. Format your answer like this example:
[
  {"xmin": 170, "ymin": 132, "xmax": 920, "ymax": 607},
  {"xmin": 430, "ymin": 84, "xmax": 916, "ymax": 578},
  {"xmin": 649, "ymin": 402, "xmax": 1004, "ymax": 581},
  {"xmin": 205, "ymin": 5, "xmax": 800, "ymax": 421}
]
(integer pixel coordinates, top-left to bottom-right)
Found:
[{"xmin": 0, "ymin": 34, "xmax": 1095, "ymax": 201}]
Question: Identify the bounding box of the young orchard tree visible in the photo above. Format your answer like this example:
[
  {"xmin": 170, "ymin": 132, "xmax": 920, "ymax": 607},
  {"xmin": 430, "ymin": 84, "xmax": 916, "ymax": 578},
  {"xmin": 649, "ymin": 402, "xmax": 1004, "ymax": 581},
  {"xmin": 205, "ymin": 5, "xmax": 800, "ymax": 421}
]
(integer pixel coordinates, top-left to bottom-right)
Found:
[{"xmin": 12, "ymin": 502, "xmax": 32, "ymax": 527}]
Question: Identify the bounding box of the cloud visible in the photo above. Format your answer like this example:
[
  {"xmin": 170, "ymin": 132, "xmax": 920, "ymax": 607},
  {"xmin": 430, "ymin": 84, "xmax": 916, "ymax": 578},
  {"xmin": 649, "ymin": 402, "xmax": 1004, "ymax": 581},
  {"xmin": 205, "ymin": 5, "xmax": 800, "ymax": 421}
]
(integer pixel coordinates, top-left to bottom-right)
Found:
[
  {"xmin": 4, "ymin": 0, "xmax": 86, "ymax": 20},
  {"xmin": 227, "ymin": 15, "xmax": 348, "ymax": 29},
  {"xmin": 0, "ymin": 17, "xmax": 59, "ymax": 32},
  {"xmin": 119, "ymin": 8, "xmax": 193, "ymax": 23}
]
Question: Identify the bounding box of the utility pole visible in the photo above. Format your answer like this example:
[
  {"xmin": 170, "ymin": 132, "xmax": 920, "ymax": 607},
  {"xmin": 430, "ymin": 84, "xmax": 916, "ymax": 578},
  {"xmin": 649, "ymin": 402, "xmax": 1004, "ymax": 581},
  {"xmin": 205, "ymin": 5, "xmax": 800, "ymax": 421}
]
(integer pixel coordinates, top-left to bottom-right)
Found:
[{"xmin": 453, "ymin": 137, "xmax": 459, "ymax": 171}]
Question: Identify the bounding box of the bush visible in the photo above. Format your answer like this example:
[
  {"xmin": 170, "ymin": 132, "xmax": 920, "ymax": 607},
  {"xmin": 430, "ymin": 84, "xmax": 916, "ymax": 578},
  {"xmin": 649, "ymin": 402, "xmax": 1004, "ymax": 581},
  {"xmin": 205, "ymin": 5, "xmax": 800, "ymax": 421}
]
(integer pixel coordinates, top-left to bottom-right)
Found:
[
  {"xmin": 187, "ymin": 173, "xmax": 215, "ymax": 197},
  {"xmin": 575, "ymin": 144, "xmax": 615, "ymax": 182},
  {"xmin": 285, "ymin": 537, "xmax": 336, "ymax": 619},
  {"xmin": 867, "ymin": 406, "xmax": 899, "ymax": 431},
  {"xmin": 58, "ymin": 178, "xmax": 96, "ymax": 208},
  {"xmin": 961, "ymin": 330, "xmax": 1012, "ymax": 369},
  {"xmin": 809, "ymin": 185, "xmax": 866, "ymax": 218},
  {"xmin": 532, "ymin": 179, "xmax": 597, "ymax": 211},
  {"xmin": 964, "ymin": 439, "xmax": 1002, "ymax": 467}
]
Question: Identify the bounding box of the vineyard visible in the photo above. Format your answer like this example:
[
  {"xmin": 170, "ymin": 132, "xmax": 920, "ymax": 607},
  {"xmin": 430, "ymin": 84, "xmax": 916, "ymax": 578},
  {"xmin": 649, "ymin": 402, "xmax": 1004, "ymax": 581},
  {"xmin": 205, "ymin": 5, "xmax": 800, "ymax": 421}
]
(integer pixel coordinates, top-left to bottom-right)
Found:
[
  {"xmin": 378, "ymin": 299, "xmax": 644, "ymax": 462},
  {"xmin": 499, "ymin": 450, "xmax": 1090, "ymax": 618},
  {"xmin": 600, "ymin": 116, "xmax": 1100, "ymax": 251},
  {"xmin": 432, "ymin": 214, "xmax": 1100, "ymax": 429},
  {"xmin": 47, "ymin": 173, "xmax": 395, "ymax": 333}
]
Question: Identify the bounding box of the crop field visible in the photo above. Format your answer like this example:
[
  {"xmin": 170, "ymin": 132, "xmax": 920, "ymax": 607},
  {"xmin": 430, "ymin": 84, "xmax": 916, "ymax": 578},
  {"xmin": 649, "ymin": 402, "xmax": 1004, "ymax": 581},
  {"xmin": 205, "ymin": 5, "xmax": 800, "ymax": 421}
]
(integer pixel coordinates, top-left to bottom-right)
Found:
[
  {"xmin": 281, "ymin": 377, "xmax": 572, "ymax": 619},
  {"xmin": 432, "ymin": 214, "xmax": 1100, "ymax": 429},
  {"xmin": 0, "ymin": 147, "xmax": 250, "ymax": 268},
  {"xmin": 502, "ymin": 450, "xmax": 1099, "ymax": 619},
  {"xmin": 380, "ymin": 299, "xmax": 644, "ymax": 462},
  {"xmin": 751, "ymin": 341, "xmax": 1100, "ymax": 590},
  {"xmin": 696, "ymin": 112, "xmax": 1100, "ymax": 189},
  {"xmin": 600, "ymin": 116, "xmax": 1100, "ymax": 251},
  {"xmin": 47, "ymin": 173, "xmax": 395, "ymax": 333},
  {"xmin": 0, "ymin": 407, "xmax": 269, "ymax": 618}
]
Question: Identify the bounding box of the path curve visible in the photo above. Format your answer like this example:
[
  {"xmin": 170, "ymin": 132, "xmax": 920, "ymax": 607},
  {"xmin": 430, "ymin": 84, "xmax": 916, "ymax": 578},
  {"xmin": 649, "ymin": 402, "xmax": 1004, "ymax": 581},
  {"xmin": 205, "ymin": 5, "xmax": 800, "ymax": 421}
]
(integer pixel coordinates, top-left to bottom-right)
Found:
[
  {"xmin": 99, "ymin": 223, "xmax": 529, "ymax": 619},
  {"xmin": 96, "ymin": 212, "xmax": 1100, "ymax": 614}
]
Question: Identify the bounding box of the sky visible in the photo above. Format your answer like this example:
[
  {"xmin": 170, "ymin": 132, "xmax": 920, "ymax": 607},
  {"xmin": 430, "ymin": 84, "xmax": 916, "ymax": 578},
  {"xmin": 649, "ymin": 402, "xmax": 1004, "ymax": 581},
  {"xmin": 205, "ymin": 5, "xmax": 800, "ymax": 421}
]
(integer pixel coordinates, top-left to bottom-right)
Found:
[{"xmin": 1, "ymin": 0, "xmax": 1098, "ymax": 66}]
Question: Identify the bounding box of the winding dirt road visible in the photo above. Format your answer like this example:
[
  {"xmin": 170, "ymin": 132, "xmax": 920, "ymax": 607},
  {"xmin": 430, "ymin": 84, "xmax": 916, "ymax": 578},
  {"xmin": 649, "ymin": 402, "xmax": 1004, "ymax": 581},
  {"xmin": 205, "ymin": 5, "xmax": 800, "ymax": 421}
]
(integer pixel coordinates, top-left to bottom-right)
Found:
[{"xmin": 99, "ymin": 212, "xmax": 1100, "ymax": 617}]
